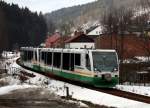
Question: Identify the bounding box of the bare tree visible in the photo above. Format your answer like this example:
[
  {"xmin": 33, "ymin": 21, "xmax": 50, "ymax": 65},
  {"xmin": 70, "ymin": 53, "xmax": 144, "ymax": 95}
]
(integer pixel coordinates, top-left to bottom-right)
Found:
[
  {"xmin": 135, "ymin": 0, "xmax": 150, "ymax": 61},
  {"xmin": 101, "ymin": 6, "xmax": 133, "ymax": 57}
]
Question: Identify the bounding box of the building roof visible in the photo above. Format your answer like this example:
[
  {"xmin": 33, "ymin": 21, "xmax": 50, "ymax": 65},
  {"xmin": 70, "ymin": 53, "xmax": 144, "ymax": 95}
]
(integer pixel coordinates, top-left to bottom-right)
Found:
[
  {"xmin": 46, "ymin": 33, "xmax": 60, "ymax": 43},
  {"xmin": 65, "ymin": 33, "xmax": 94, "ymax": 43},
  {"xmin": 45, "ymin": 33, "xmax": 61, "ymax": 47},
  {"xmin": 87, "ymin": 35, "xmax": 100, "ymax": 39},
  {"xmin": 86, "ymin": 25, "xmax": 99, "ymax": 34}
]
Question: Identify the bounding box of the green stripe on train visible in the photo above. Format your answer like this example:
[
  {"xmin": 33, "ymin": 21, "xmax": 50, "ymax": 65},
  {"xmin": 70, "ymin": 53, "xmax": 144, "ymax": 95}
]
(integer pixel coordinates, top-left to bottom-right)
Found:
[{"xmin": 32, "ymin": 65, "xmax": 118, "ymax": 88}]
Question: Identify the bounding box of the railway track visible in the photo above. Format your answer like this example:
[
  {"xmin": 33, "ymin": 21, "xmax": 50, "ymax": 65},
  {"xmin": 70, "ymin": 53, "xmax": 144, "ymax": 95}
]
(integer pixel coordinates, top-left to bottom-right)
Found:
[{"xmin": 16, "ymin": 59, "xmax": 150, "ymax": 104}]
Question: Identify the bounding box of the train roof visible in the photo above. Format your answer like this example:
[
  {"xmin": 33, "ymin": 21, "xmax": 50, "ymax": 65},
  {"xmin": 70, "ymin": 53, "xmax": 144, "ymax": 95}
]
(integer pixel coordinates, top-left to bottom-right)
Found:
[{"xmin": 21, "ymin": 47, "xmax": 116, "ymax": 53}]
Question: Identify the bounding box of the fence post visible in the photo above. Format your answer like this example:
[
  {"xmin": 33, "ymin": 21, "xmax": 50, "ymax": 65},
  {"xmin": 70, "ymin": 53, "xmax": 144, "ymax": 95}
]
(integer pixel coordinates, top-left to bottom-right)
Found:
[{"xmin": 65, "ymin": 86, "xmax": 69, "ymax": 98}]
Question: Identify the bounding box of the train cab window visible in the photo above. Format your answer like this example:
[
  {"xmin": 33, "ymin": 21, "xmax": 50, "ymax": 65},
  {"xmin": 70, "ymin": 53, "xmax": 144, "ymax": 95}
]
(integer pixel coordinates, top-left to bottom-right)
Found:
[
  {"xmin": 75, "ymin": 54, "xmax": 81, "ymax": 66},
  {"xmin": 53, "ymin": 52, "xmax": 61, "ymax": 68},
  {"xmin": 47, "ymin": 52, "xmax": 52, "ymax": 65},
  {"xmin": 86, "ymin": 54, "xmax": 91, "ymax": 71}
]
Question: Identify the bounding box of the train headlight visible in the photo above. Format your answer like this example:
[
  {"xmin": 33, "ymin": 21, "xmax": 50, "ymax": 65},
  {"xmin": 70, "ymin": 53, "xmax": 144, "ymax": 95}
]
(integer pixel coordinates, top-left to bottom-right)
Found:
[
  {"xmin": 104, "ymin": 74, "xmax": 112, "ymax": 81},
  {"xmin": 112, "ymin": 67, "xmax": 118, "ymax": 72}
]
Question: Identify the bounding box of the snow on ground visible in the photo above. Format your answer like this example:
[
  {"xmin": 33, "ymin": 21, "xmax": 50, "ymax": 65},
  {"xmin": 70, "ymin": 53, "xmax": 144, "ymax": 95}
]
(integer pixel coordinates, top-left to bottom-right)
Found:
[
  {"xmin": 123, "ymin": 56, "xmax": 150, "ymax": 63},
  {"xmin": 45, "ymin": 80, "xmax": 150, "ymax": 108},
  {"xmin": 0, "ymin": 54, "xmax": 150, "ymax": 108},
  {"xmin": 135, "ymin": 56, "xmax": 150, "ymax": 62},
  {"xmin": 0, "ymin": 84, "xmax": 37, "ymax": 95},
  {"xmin": 116, "ymin": 85, "xmax": 150, "ymax": 97},
  {"xmin": 1, "ymin": 51, "xmax": 19, "ymax": 59},
  {"xmin": 11, "ymin": 62, "xmax": 150, "ymax": 108},
  {"xmin": 0, "ymin": 53, "xmax": 20, "ymax": 70},
  {"xmin": 0, "ymin": 76, "xmax": 20, "ymax": 85}
]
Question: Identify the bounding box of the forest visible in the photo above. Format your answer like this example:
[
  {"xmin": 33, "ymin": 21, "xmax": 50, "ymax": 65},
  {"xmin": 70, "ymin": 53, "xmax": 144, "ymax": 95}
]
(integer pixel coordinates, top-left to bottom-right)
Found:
[
  {"xmin": 45, "ymin": 0, "xmax": 143, "ymax": 35},
  {"xmin": 0, "ymin": 1, "xmax": 48, "ymax": 52}
]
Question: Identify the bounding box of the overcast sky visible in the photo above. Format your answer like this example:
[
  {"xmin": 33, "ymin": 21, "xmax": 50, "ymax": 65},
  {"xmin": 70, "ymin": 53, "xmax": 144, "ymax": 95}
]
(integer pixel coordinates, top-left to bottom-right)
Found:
[{"xmin": 4, "ymin": 0, "xmax": 96, "ymax": 13}]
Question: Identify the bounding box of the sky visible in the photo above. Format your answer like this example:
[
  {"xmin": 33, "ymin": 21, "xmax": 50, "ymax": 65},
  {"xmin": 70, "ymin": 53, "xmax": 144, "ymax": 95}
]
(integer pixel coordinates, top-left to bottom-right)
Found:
[{"xmin": 4, "ymin": 0, "xmax": 96, "ymax": 13}]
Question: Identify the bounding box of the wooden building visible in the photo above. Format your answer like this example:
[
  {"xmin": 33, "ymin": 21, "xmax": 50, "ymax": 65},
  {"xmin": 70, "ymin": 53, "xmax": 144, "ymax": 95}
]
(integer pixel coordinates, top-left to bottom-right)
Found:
[{"xmin": 65, "ymin": 33, "xmax": 95, "ymax": 49}]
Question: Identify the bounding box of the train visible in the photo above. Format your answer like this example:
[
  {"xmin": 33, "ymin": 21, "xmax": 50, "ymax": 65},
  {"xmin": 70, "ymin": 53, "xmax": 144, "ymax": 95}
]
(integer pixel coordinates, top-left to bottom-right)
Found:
[{"xmin": 19, "ymin": 47, "xmax": 119, "ymax": 88}]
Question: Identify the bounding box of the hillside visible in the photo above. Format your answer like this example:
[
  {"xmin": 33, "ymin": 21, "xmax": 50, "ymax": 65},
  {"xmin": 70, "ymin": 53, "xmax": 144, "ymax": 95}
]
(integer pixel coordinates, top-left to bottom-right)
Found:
[{"xmin": 45, "ymin": 0, "xmax": 141, "ymax": 34}]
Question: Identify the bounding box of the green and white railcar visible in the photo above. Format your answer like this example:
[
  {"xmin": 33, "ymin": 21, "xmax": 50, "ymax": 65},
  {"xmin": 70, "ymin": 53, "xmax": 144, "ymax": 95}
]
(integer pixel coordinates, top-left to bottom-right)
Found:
[{"xmin": 20, "ymin": 47, "xmax": 119, "ymax": 88}]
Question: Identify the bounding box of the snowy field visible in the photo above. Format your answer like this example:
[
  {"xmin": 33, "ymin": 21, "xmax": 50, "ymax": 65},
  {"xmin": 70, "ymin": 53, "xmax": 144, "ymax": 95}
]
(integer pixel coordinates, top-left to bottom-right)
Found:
[
  {"xmin": 0, "ymin": 52, "xmax": 150, "ymax": 108},
  {"xmin": 123, "ymin": 56, "xmax": 150, "ymax": 63}
]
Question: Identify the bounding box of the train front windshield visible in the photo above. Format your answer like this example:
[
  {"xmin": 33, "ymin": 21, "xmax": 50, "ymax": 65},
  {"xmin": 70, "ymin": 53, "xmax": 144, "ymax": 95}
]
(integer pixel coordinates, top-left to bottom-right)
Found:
[{"xmin": 92, "ymin": 51, "xmax": 118, "ymax": 72}]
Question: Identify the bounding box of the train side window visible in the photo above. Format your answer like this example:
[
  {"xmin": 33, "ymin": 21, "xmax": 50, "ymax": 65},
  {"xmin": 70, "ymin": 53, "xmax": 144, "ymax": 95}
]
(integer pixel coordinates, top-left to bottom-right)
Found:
[
  {"xmin": 38, "ymin": 51, "xmax": 40, "ymax": 62},
  {"xmin": 86, "ymin": 54, "xmax": 91, "ymax": 71},
  {"xmin": 75, "ymin": 54, "xmax": 81, "ymax": 66},
  {"xmin": 35, "ymin": 51, "xmax": 37, "ymax": 61},
  {"xmin": 28, "ymin": 51, "xmax": 33, "ymax": 61},
  {"xmin": 27, "ymin": 51, "xmax": 30, "ymax": 61},
  {"xmin": 70, "ymin": 53, "xmax": 74, "ymax": 71},
  {"xmin": 41, "ymin": 52, "xmax": 44, "ymax": 62},
  {"xmin": 41, "ymin": 52, "xmax": 47, "ymax": 64},
  {"xmin": 47, "ymin": 52, "xmax": 52, "ymax": 65},
  {"xmin": 53, "ymin": 52, "xmax": 61, "ymax": 68},
  {"xmin": 20, "ymin": 51, "xmax": 23, "ymax": 60},
  {"xmin": 22, "ymin": 51, "xmax": 27, "ymax": 61},
  {"xmin": 25, "ymin": 51, "xmax": 28, "ymax": 61},
  {"xmin": 41, "ymin": 52, "xmax": 44, "ymax": 61},
  {"xmin": 27, "ymin": 51, "xmax": 29, "ymax": 61},
  {"xmin": 31, "ymin": 51, "xmax": 33, "ymax": 60},
  {"xmin": 62, "ymin": 53, "xmax": 70, "ymax": 70},
  {"xmin": 22, "ymin": 51, "xmax": 24, "ymax": 61},
  {"xmin": 44, "ymin": 52, "xmax": 47, "ymax": 64}
]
